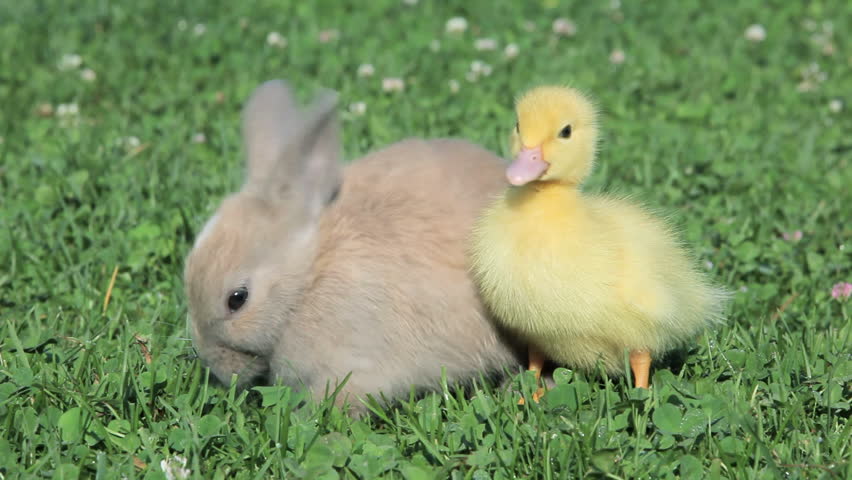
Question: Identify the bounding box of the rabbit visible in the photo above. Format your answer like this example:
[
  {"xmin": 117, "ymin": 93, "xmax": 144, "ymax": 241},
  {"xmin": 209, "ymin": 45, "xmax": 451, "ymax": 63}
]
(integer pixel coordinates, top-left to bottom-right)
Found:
[{"xmin": 183, "ymin": 79, "xmax": 523, "ymax": 414}]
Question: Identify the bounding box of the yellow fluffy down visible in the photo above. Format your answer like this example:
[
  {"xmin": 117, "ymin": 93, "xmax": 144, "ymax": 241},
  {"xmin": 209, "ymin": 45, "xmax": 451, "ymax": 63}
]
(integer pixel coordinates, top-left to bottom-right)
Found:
[
  {"xmin": 470, "ymin": 185, "xmax": 727, "ymax": 374},
  {"xmin": 469, "ymin": 85, "xmax": 728, "ymax": 377}
]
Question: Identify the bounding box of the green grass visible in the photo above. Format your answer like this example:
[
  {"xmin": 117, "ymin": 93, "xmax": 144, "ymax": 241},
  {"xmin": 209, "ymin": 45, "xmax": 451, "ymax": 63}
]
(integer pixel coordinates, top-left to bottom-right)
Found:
[{"xmin": 1, "ymin": 0, "xmax": 850, "ymax": 478}]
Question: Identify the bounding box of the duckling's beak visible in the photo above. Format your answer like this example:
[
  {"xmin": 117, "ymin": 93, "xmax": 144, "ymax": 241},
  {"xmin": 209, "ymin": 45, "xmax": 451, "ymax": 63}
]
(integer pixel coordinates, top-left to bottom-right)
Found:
[{"xmin": 506, "ymin": 145, "xmax": 548, "ymax": 186}]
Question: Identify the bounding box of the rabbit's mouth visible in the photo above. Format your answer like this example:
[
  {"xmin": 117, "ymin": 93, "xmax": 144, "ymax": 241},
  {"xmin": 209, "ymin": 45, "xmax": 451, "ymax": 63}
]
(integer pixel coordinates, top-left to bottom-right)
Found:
[
  {"xmin": 203, "ymin": 344, "xmax": 271, "ymax": 389},
  {"xmin": 238, "ymin": 362, "xmax": 270, "ymax": 388},
  {"xmin": 229, "ymin": 350, "xmax": 271, "ymax": 389}
]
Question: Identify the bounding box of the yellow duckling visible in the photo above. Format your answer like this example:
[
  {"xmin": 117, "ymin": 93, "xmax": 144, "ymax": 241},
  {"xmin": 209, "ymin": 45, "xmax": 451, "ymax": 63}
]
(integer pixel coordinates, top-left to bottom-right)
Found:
[{"xmin": 470, "ymin": 86, "xmax": 727, "ymax": 400}]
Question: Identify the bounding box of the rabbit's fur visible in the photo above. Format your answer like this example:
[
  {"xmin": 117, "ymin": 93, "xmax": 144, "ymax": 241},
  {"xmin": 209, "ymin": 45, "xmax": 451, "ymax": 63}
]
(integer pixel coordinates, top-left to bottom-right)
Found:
[{"xmin": 184, "ymin": 80, "xmax": 521, "ymax": 413}]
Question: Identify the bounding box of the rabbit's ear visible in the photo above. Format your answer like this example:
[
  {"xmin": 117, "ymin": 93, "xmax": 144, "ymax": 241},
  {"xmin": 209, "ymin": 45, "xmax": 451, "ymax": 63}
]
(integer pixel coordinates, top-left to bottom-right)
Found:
[
  {"xmin": 291, "ymin": 89, "xmax": 342, "ymax": 219},
  {"xmin": 242, "ymin": 80, "xmax": 299, "ymax": 178},
  {"xmin": 241, "ymin": 80, "xmax": 342, "ymax": 219}
]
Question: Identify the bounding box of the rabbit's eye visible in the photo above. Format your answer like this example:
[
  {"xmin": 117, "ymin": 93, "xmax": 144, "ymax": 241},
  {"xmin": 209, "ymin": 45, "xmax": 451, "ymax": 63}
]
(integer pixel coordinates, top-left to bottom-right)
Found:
[{"xmin": 227, "ymin": 287, "xmax": 249, "ymax": 313}]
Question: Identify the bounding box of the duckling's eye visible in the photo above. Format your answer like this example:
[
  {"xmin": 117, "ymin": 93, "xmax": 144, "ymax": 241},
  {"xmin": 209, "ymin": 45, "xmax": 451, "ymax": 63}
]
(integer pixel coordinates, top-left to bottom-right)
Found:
[
  {"xmin": 227, "ymin": 286, "xmax": 249, "ymax": 313},
  {"xmin": 558, "ymin": 124, "xmax": 572, "ymax": 139}
]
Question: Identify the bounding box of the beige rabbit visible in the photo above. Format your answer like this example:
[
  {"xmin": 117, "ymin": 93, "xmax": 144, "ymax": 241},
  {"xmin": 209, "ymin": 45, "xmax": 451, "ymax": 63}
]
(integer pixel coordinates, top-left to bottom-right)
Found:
[{"xmin": 183, "ymin": 80, "xmax": 521, "ymax": 414}]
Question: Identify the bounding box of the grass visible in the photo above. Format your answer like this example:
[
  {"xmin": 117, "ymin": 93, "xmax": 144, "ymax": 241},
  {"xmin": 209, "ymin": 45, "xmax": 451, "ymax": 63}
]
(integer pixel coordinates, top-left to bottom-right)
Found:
[{"xmin": 1, "ymin": 0, "xmax": 850, "ymax": 478}]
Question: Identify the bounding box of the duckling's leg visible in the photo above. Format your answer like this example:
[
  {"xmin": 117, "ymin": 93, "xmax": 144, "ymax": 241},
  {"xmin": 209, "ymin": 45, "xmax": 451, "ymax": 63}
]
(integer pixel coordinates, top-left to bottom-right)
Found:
[
  {"xmin": 629, "ymin": 349, "xmax": 651, "ymax": 389},
  {"xmin": 518, "ymin": 347, "xmax": 546, "ymax": 405}
]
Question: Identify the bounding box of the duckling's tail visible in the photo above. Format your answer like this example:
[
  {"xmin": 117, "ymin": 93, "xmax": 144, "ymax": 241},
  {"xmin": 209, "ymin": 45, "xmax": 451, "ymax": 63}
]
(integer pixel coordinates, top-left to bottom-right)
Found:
[{"xmin": 701, "ymin": 284, "xmax": 732, "ymax": 326}]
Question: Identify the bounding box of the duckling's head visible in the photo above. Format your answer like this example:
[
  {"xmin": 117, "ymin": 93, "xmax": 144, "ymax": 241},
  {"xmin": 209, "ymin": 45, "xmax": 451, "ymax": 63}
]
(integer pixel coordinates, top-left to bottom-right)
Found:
[{"xmin": 507, "ymin": 86, "xmax": 599, "ymax": 187}]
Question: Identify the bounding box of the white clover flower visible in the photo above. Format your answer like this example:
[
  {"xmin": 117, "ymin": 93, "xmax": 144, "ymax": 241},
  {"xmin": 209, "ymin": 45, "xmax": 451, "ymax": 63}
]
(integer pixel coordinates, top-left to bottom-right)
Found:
[
  {"xmin": 828, "ymin": 99, "xmax": 843, "ymax": 113},
  {"xmin": 80, "ymin": 68, "xmax": 96, "ymax": 82},
  {"xmin": 36, "ymin": 103, "xmax": 54, "ymax": 117},
  {"xmin": 466, "ymin": 60, "xmax": 493, "ymax": 83},
  {"xmin": 474, "ymin": 38, "xmax": 498, "ymax": 51},
  {"xmin": 609, "ymin": 49, "xmax": 626, "ymax": 65},
  {"xmin": 797, "ymin": 62, "xmax": 827, "ymax": 92},
  {"xmin": 56, "ymin": 103, "xmax": 79, "ymax": 117},
  {"xmin": 318, "ymin": 29, "xmax": 339, "ymax": 43},
  {"xmin": 349, "ymin": 102, "xmax": 367, "ymax": 116},
  {"xmin": 117, "ymin": 136, "xmax": 140, "ymax": 150},
  {"xmin": 193, "ymin": 23, "xmax": 206, "ymax": 36},
  {"xmin": 56, "ymin": 103, "xmax": 80, "ymax": 127},
  {"xmin": 445, "ymin": 17, "xmax": 468, "ymax": 34},
  {"xmin": 192, "ymin": 132, "xmax": 206, "ymax": 144},
  {"xmin": 807, "ymin": 21, "xmax": 836, "ymax": 56},
  {"xmin": 177, "ymin": 19, "xmax": 188, "ymax": 31},
  {"xmin": 403, "ymin": 0, "xmax": 419, "ymax": 5},
  {"xmin": 782, "ymin": 230, "xmax": 803, "ymax": 242},
  {"xmin": 266, "ymin": 32, "xmax": 287, "ymax": 48},
  {"xmin": 470, "ymin": 60, "xmax": 492, "ymax": 76},
  {"xmin": 504, "ymin": 43, "xmax": 520, "ymax": 59},
  {"xmin": 797, "ymin": 81, "xmax": 814, "ymax": 93},
  {"xmin": 160, "ymin": 456, "xmax": 190, "ymax": 480},
  {"xmin": 744, "ymin": 24, "xmax": 766, "ymax": 42},
  {"xmin": 552, "ymin": 18, "xmax": 577, "ymax": 36},
  {"xmin": 357, "ymin": 63, "xmax": 375, "ymax": 77},
  {"xmin": 58, "ymin": 54, "xmax": 82, "ymax": 71},
  {"xmin": 448, "ymin": 79, "xmax": 460, "ymax": 93},
  {"xmin": 381, "ymin": 77, "xmax": 405, "ymax": 92}
]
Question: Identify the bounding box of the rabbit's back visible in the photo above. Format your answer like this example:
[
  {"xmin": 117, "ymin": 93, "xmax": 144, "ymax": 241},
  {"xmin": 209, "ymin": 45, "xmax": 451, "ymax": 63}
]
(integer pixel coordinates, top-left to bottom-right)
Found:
[
  {"xmin": 335, "ymin": 138, "xmax": 507, "ymax": 263},
  {"xmin": 272, "ymin": 139, "xmax": 520, "ymax": 404}
]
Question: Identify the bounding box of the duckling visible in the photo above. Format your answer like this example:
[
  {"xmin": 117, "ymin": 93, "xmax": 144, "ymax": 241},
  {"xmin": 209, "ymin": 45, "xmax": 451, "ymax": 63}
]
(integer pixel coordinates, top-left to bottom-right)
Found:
[{"xmin": 470, "ymin": 86, "xmax": 727, "ymax": 400}]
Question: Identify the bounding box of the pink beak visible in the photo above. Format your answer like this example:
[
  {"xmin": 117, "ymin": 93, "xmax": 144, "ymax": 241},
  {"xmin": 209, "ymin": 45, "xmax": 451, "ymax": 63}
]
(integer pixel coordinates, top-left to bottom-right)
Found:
[{"xmin": 506, "ymin": 145, "xmax": 548, "ymax": 186}]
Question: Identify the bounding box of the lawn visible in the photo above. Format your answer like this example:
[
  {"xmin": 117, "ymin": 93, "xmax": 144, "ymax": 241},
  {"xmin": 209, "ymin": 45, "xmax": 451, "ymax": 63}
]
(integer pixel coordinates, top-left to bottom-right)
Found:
[{"xmin": 1, "ymin": 0, "xmax": 850, "ymax": 478}]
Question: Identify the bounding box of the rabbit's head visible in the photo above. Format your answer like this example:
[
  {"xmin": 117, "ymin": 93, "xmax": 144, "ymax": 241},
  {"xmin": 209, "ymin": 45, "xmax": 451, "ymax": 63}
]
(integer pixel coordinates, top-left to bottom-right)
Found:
[{"xmin": 183, "ymin": 80, "xmax": 342, "ymax": 388}]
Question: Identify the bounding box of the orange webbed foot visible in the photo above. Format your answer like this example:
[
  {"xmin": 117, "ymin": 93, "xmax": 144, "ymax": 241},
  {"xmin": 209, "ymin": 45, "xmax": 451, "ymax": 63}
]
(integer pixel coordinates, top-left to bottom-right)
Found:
[
  {"xmin": 518, "ymin": 346, "xmax": 547, "ymax": 404},
  {"xmin": 630, "ymin": 349, "xmax": 651, "ymax": 389}
]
